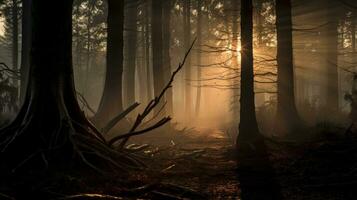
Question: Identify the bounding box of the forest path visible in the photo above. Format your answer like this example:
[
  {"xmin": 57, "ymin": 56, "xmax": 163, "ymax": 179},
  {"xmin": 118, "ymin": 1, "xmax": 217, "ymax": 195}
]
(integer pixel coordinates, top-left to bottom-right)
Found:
[{"xmin": 141, "ymin": 128, "xmax": 241, "ymax": 199}]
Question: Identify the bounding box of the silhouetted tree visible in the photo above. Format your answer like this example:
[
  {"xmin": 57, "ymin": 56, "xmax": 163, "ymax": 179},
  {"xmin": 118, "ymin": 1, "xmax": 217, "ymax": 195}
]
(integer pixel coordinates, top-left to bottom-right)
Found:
[
  {"xmin": 20, "ymin": 0, "xmax": 31, "ymax": 102},
  {"xmin": 184, "ymin": 0, "xmax": 192, "ymax": 120},
  {"xmin": 275, "ymin": 0, "xmax": 303, "ymax": 135},
  {"xmin": 0, "ymin": 0, "xmax": 109, "ymax": 169},
  {"xmin": 163, "ymin": 0, "xmax": 173, "ymax": 115},
  {"xmin": 237, "ymin": 0, "xmax": 260, "ymax": 145},
  {"xmin": 95, "ymin": 0, "xmax": 124, "ymax": 127},
  {"xmin": 151, "ymin": 0, "xmax": 165, "ymax": 115},
  {"xmin": 125, "ymin": 0, "xmax": 138, "ymax": 106}
]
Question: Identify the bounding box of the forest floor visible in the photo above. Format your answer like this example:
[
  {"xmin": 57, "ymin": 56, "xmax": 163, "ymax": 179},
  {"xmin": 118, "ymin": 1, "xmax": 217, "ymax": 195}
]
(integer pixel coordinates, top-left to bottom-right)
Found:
[
  {"xmin": 2, "ymin": 125, "xmax": 357, "ymax": 199},
  {"xmin": 131, "ymin": 126, "xmax": 357, "ymax": 199}
]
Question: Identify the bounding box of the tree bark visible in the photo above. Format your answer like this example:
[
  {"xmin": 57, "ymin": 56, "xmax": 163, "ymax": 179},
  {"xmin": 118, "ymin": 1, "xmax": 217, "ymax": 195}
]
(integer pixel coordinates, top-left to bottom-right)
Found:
[
  {"xmin": 0, "ymin": 0, "xmax": 94, "ymax": 167},
  {"xmin": 125, "ymin": 0, "xmax": 138, "ymax": 106},
  {"xmin": 184, "ymin": 0, "xmax": 192, "ymax": 121},
  {"xmin": 325, "ymin": 0, "xmax": 339, "ymax": 111},
  {"xmin": 145, "ymin": 0, "xmax": 152, "ymax": 103},
  {"xmin": 151, "ymin": 0, "xmax": 166, "ymax": 115},
  {"xmin": 195, "ymin": 0, "xmax": 202, "ymax": 117},
  {"xmin": 20, "ymin": 0, "xmax": 31, "ymax": 103},
  {"xmin": 162, "ymin": 0, "xmax": 173, "ymax": 116},
  {"xmin": 275, "ymin": 0, "xmax": 303, "ymax": 135},
  {"xmin": 231, "ymin": 0, "xmax": 239, "ymax": 123},
  {"xmin": 237, "ymin": 0, "xmax": 260, "ymax": 144},
  {"xmin": 95, "ymin": 0, "xmax": 124, "ymax": 128},
  {"xmin": 11, "ymin": 0, "xmax": 19, "ymax": 104}
]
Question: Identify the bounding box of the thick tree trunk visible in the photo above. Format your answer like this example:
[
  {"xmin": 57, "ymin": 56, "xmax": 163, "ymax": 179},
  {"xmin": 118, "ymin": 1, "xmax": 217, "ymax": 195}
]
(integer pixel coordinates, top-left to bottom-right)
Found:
[
  {"xmin": 237, "ymin": 0, "xmax": 260, "ymax": 144},
  {"xmin": 95, "ymin": 0, "xmax": 124, "ymax": 128},
  {"xmin": 162, "ymin": 0, "xmax": 173, "ymax": 116},
  {"xmin": 0, "ymin": 0, "xmax": 88, "ymax": 167},
  {"xmin": 125, "ymin": 0, "xmax": 138, "ymax": 106},
  {"xmin": 195, "ymin": 0, "xmax": 202, "ymax": 117},
  {"xmin": 184, "ymin": 0, "xmax": 192, "ymax": 121},
  {"xmin": 20, "ymin": 0, "xmax": 31, "ymax": 103},
  {"xmin": 275, "ymin": 0, "xmax": 303, "ymax": 135},
  {"xmin": 151, "ymin": 0, "xmax": 166, "ymax": 115}
]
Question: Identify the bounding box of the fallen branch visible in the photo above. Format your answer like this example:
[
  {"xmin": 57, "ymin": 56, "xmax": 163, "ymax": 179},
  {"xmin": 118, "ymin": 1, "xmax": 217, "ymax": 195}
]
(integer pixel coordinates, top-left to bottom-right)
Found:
[
  {"xmin": 110, "ymin": 39, "xmax": 197, "ymax": 147},
  {"xmin": 102, "ymin": 102, "xmax": 140, "ymax": 134},
  {"xmin": 109, "ymin": 117, "xmax": 171, "ymax": 145}
]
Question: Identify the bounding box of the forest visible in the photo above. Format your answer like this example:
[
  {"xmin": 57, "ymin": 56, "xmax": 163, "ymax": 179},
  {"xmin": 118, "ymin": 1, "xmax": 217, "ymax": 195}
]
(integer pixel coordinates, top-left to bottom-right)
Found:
[{"xmin": 0, "ymin": 0, "xmax": 357, "ymax": 199}]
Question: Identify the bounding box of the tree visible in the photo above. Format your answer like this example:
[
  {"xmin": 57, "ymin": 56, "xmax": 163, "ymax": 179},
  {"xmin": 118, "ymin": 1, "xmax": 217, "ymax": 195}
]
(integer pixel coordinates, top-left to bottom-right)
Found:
[
  {"xmin": 124, "ymin": 0, "xmax": 138, "ymax": 106},
  {"xmin": 237, "ymin": 0, "xmax": 260, "ymax": 146},
  {"xmin": 11, "ymin": 0, "xmax": 18, "ymax": 98},
  {"xmin": 195, "ymin": 0, "xmax": 202, "ymax": 117},
  {"xmin": 19, "ymin": 0, "xmax": 31, "ymax": 103},
  {"xmin": 95, "ymin": 0, "xmax": 124, "ymax": 128},
  {"xmin": 162, "ymin": 0, "xmax": 173, "ymax": 115},
  {"xmin": 0, "ymin": 0, "xmax": 112, "ymax": 170},
  {"xmin": 184, "ymin": 0, "xmax": 192, "ymax": 120},
  {"xmin": 231, "ymin": 0, "xmax": 239, "ymax": 122},
  {"xmin": 325, "ymin": 0, "xmax": 339, "ymax": 111},
  {"xmin": 275, "ymin": 0, "xmax": 303, "ymax": 135},
  {"xmin": 151, "ymin": 0, "xmax": 166, "ymax": 115}
]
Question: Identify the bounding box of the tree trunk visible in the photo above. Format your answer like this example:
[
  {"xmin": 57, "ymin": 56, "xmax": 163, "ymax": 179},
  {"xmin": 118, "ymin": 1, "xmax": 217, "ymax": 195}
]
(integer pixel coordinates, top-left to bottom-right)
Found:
[
  {"xmin": 11, "ymin": 0, "xmax": 19, "ymax": 105},
  {"xmin": 151, "ymin": 0, "xmax": 165, "ymax": 115},
  {"xmin": 145, "ymin": 0, "xmax": 153, "ymax": 103},
  {"xmin": 20, "ymin": 0, "xmax": 31, "ymax": 103},
  {"xmin": 0, "ymin": 0, "xmax": 95, "ymax": 167},
  {"xmin": 184, "ymin": 0, "xmax": 192, "ymax": 121},
  {"xmin": 237, "ymin": 0, "xmax": 260, "ymax": 145},
  {"xmin": 125, "ymin": 0, "xmax": 138, "ymax": 106},
  {"xmin": 195, "ymin": 0, "xmax": 202, "ymax": 117},
  {"xmin": 162, "ymin": 0, "xmax": 173, "ymax": 116},
  {"xmin": 275, "ymin": 0, "xmax": 303, "ymax": 135},
  {"xmin": 325, "ymin": 0, "xmax": 339, "ymax": 111},
  {"xmin": 231, "ymin": 0, "xmax": 239, "ymax": 123},
  {"xmin": 95, "ymin": 0, "xmax": 124, "ymax": 128}
]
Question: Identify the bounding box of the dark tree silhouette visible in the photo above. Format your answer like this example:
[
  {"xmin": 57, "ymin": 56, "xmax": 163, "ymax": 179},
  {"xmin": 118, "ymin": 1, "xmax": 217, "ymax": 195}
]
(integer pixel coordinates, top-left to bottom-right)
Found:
[
  {"xmin": 195, "ymin": 0, "xmax": 202, "ymax": 117},
  {"xmin": 20, "ymin": 0, "xmax": 31, "ymax": 102},
  {"xmin": 237, "ymin": 0, "xmax": 260, "ymax": 146},
  {"xmin": 163, "ymin": 0, "xmax": 173, "ymax": 115},
  {"xmin": 125, "ymin": 0, "xmax": 138, "ymax": 106},
  {"xmin": 325, "ymin": 0, "xmax": 339, "ymax": 111},
  {"xmin": 0, "ymin": 0, "xmax": 117, "ymax": 171},
  {"xmin": 275, "ymin": 0, "xmax": 303, "ymax": 135},
  {"xmin": 95, "ymin": 0, "xmax": 124, "ymax": 127},
  {"xmin": 151, "ymin": 0, "xmax": 166, "ymax": 115},
  {"xmin": 184, "ymin": 0, "xmax": 192, "ymax": 120}
]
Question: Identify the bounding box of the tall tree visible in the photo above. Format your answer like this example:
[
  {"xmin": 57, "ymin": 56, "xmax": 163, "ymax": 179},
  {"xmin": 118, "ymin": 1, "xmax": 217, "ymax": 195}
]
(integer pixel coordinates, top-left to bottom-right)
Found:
[
  {"xmin": 144, "ymin": 0, "xmax": 153, "ymax": 103},
  {"xmin": 325, "ymin": 0, "xmax": 339, "ymax": 111},
  {"xmin": 0, "ymin": 0, "xmax": 108, "ymax": 168},
  {"xmin": 11, "ymin": 0, "xmax": 18, "ymax": 98},
  {"xmin": 151, "ymin": 0, "xmax": 165, "ymax": 115},
  {"xmin": 20, "ymin": 0, "xmax": 31, "ymax": 102},
  {"xmin": 195, "ymin": 0, "xmax": 202, "ymax": 117},
  {"xmin": 231, "ymin": 0, "xmax": 239, "ymax": 122},
  {"xmin": 237, "ymin": 0, "xmax": 260, "ymax": 145},
  {"xmin": 162, "ymin": 0, "xmax": 173, "ymax": 115},
  {"xmin": 275, "ymin": 0, "xmax": 303, "ymax": 134},
  {"xmin": 125, "ymin": 0, "xmax": 138, "ymax": 106},
  {"xmin": 95, "ymin": 0, "xmax": 124, "ymax": 127},
  {"xmin": 184, "ymin": 0, "xmax": 192, "ymax": 120}
]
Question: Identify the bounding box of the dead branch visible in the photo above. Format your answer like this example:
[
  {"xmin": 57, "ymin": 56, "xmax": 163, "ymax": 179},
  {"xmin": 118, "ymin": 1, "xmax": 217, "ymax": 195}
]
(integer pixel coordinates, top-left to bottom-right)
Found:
[
  {"xmin": 101, "ymin": 102, "xmax": 140, "ymax": 134},
  {"xmin": 108, "ymin": 39, "xmax": 197, "ymax": 147}
]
